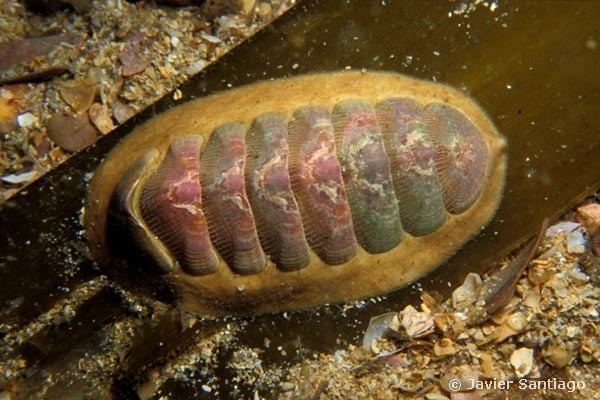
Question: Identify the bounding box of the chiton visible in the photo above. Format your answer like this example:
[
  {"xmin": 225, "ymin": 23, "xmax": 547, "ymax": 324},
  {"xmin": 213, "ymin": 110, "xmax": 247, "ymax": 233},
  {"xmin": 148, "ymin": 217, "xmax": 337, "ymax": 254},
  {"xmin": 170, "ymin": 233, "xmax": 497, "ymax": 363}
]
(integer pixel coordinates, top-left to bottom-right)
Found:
[{"xmin": 85, "ymin": 71, "xmax": 507, "ymax": 316}]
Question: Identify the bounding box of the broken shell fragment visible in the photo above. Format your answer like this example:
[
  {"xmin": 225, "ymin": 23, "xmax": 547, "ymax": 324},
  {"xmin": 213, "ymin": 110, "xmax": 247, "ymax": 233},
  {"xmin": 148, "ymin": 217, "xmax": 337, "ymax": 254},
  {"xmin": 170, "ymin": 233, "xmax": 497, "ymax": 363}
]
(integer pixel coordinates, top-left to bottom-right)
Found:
[
  {"xmin": 544, "ymin": 343, "xmax": 573, "ymax": 368},
  {"xmin": 433, "ymin": 338, "xmax": 458, "ymax": 357},
  {"xmin": 85, "ymin": 71, "xmax": 507, "ymax": 316},
  {"xmin": 399, "ymin": 305, "xmax": 435, "ymax": 338},
  {"xmin": 510, "ymin": 347, "xmax": 534, "ymax": 378}
]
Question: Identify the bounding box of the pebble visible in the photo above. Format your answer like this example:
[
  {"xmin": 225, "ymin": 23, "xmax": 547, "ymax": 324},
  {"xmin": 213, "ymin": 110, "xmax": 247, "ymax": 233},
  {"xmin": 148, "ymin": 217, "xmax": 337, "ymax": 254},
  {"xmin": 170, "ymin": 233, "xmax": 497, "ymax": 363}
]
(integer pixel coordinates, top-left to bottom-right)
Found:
[
  {"xmin": 17, "ymin": 112, "xmax": 36, "ymax": 128},
  {"xmin": 119, "ymin": 34, "xmax": 150, "ymax": 77},
  {"xmin": 577, "ymin": 204, "xmax": 600, "ymax": 234},
  {"xmin": 279, "ymin": 382, "xmax": 294, "ymax": 392},
  {"xmin": 47, "ymin": 112, "xmax": 99, "ymax": 152}
]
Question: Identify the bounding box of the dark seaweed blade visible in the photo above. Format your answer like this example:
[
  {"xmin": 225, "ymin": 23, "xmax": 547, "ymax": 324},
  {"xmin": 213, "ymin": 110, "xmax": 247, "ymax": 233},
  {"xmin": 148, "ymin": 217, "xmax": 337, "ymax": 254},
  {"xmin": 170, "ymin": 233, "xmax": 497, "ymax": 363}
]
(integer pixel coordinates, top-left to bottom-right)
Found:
[{"xmin": 481, "ymin": 217, "xmax": 550, "ymax": 315}]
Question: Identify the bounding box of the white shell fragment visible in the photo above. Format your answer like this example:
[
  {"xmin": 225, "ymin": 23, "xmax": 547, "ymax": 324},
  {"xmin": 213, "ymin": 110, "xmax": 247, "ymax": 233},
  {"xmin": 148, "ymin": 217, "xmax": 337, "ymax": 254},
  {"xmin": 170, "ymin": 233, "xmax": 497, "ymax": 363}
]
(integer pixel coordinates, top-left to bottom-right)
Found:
[
  {"xmin": 451, "ymin": 272, "xmax": 482, "ymax": 310},
  {"xmin": 17, "ymin": 112, "xmax": 36, "ymax": 128},
  {"xmin": 566, "ymin": 229, "xmax": 586, "ymax": 254},
  {"xmin": 399, "ymin": 305, "xmax": 434, "ymax": 338},
  {"xmin": 545, "ymin": 221, "xmax": 580, "ymax": 237},
  {"xmin": 1, "ymin": 170, "xmax": 36, "ymax": 184},
  {"xmin": 510, "ymin": 347, "xmax": 534, "ymax": 378}
]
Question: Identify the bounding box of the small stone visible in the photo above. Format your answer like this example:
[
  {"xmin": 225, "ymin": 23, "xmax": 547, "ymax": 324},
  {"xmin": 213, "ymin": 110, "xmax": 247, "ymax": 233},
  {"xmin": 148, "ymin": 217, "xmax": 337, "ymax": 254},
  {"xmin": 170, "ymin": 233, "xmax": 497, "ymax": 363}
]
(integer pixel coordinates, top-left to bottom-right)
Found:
[
  {"xmin": 521, "ymin": 288, "xmax": 541, "ymax": 309},
  {"xmin": 47, "ymin": 112, "xmax": 99, "ymax": 152},
  {"xmin": 17, "ymin": 112, "xmax": 36, "ymax": 128},
  {"xmin": 279, "ymin": 382, "xmax": 294, "ymax": 392},
  {"xmin": 112, "ymin": 102, "xmax": 136, "ymax": 124},
  {"xmin": 577, "ymin": 204, "xmax": 600, "ymax": 234},
  {"xmin": 119, "ymin": 34, "xmax": 149, "ymax": 77},
  {"xmin": 31, "ymin": 131, "xmax": 51, "ymax": 157},
  {"xmin": 510, "ymin": 347, "xmax": 534, "ymax": 378},
  {"xmin": 88, "ymin": 103, "xmax": 115, "ymax": 134},
  {"xmin": 528, "ymin": 264, "xmax": 553, "ymax": 286}
]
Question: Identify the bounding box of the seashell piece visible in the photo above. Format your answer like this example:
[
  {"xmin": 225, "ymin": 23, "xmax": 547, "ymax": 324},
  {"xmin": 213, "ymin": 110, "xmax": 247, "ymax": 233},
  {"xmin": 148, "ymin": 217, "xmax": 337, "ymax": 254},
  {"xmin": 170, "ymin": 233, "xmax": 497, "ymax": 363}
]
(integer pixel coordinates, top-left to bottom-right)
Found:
[
  {"xmin": 140, "ymin": 135, "xmax": 218, "ymax": 276},
  {"xmin": 424, "ymin": 103, "xmax": 489, "ymax": 214},
  {"xmin": 245, "ymin": 113, "xmax": 311, "ymax": 271},
  {"xmin": 399, "ymin": 304, "xmax": 434, "ymax": 338},
  {"xmin": 288, "ymin": 105, "xmax": 357, "ymax": 265},
  {"xmin": 510, "ymin": 347, "xmax": 534, "ymax": 378},
  {"xmin": 332, "ymin": 99, "xmax": 403, "ymax": 253},
  {"xmin": 200, "ymin": 122, "xmax": 266, "ymax": 275},
  {"xmin": 376, "ymin": 98, "xmax": 447, "ymax": 236}
]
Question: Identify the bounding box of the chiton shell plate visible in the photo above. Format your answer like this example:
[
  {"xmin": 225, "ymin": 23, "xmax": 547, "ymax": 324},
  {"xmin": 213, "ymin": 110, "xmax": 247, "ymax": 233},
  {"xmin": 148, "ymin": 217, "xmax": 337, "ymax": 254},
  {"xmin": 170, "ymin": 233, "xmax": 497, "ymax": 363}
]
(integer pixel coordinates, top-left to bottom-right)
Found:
[{"xmin": 85, "ymin": 71, "xmax": 507, "ymax": 316}]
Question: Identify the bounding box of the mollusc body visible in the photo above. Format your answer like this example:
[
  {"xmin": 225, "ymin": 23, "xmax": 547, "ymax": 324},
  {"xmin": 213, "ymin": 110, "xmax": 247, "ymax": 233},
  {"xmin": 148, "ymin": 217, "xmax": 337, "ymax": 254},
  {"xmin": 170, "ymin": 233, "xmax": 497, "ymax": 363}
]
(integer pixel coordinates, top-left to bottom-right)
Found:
[{"xmin": 85, "ymin": 71, "xmax": 507, "ymax": 316}]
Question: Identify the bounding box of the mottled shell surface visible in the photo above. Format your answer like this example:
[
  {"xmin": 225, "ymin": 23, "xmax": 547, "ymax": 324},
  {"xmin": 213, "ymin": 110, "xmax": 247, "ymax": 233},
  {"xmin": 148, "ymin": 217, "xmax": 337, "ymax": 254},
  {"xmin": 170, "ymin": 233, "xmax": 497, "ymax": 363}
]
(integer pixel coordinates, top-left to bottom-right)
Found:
[{"xmin": 85, "ymin": 71, "xmax": 507, "ymax": 316}]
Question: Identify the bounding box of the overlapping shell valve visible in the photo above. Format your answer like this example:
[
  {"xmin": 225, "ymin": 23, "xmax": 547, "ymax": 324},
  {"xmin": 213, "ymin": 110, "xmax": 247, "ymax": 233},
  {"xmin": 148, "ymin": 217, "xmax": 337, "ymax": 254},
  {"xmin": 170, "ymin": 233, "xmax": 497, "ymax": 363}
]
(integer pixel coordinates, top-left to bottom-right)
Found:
[{"xmin": 111, "ymin": 97, "xmax": 490, "ymax": 277}]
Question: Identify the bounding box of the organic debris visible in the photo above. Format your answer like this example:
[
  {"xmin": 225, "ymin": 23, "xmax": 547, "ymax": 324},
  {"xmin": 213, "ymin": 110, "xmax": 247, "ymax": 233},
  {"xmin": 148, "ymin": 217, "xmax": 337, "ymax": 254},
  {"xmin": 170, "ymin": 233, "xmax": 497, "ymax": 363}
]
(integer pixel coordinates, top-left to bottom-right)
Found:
[
  {"xmin": 272, "ymin": 208, "xmax": 600, "ymax": 399},
  {"xmin": 0, "ymin": 0, "xmax": 295, "ymax": 201}
]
